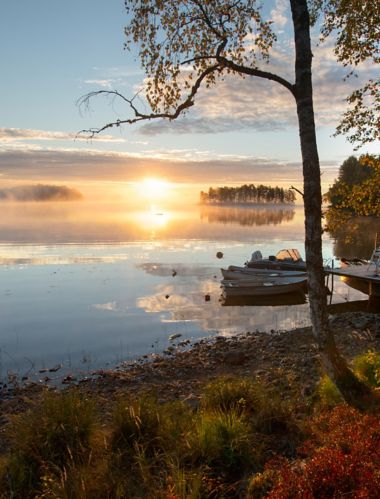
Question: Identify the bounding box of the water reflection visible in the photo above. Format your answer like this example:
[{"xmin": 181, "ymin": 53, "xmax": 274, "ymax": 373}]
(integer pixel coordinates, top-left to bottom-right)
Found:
[
  {"xmin": 200, "ymin": 205, "xmax": 295, "ymax": 226},
  {"xmin": 138, "ymin": 262, "xmax": 219, "ymax": 278},
  {"xmin": 327, "ymin": 216, "xmax": 380, "ymax": 260},
  {"xmin": 0, "ymin": 201, "xmax": 374, "ymax": 383},
  {"xmin": 221, "ymin": 292, "xmax": 307, "ymax": 307}
]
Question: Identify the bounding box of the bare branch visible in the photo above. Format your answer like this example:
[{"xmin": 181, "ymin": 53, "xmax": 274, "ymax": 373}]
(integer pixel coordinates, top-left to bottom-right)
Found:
[
  {"xmin": 290, "ymin": 185, "xmax": 304, "ymax": 198},
  {"xmin": 77, "ymin": 63, "xmax": 222, "ymax": 138}
]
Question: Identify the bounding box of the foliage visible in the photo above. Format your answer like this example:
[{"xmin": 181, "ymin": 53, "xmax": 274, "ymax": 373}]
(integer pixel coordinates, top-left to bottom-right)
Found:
[
  {"xmin": 1, "ymin": 374, "xmax": 379, "ymax": 497},
  {"xmin": 316, "ymin": 352, "xmax": 380, "ymax": 409},
  {"xmin": 316, "ymin": 374, "xmax": 343, "ymax": 407},
  {"xmin": 200, "ymin": 184, "xmax": 296, "ymax": 205},
  {"xmin": 263, "ymin": 405, "xmax": 380, "ymax": 498},
  {"xmin": 123, "ymin": 0, "xmax": 276, "ymax": 114},
  {"xmin": 353, "ymin": 351, "xmax": 380, "ymax": 388},
  {"xmin": 324, "ymin": 154, "xmax": 380, "ymax": 226},
  {"xmin": 312, "ymin": 0, "xmax": 380, "ymax": 145},
  {"xmin": 80, "ymin": 1, "xmax": 379, "ymax": 146}
]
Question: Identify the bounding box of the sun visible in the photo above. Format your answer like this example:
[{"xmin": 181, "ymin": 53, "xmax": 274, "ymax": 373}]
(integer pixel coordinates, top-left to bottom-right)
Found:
[{"xmin": 137, "ymin": 178, "xmax": 170, "ymax": 200}]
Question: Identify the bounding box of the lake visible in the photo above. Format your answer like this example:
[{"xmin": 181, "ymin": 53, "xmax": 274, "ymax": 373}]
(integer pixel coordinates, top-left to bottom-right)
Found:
[{"xmin": 0, "ymin": 202, "xmax": 373, "ymax": 384}]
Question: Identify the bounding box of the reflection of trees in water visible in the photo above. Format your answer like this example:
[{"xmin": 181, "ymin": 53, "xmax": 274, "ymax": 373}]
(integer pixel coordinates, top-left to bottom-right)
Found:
[
  {"xmin": 200, "ymin": 206, "xmax": 295, "ymax": 227},
  {"xmin": 327, "ymin": 216, "xmax": 380, "ymax": 259}
]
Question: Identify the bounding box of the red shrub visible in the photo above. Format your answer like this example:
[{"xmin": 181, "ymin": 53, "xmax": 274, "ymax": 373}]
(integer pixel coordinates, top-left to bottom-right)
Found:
[{"xmin": 265, "ymin": 406, "xmax": 380, "ymax": 498}]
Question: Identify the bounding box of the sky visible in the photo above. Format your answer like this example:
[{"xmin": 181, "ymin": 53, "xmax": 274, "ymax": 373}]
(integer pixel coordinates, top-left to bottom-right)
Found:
[{"xmin": 1, "ymin": 0, "xmax": 379, "ymax": 203}]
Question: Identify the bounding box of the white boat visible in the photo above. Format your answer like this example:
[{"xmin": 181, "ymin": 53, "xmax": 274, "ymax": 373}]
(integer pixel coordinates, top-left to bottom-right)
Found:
[
  {"xmin": 221, "ymin": 267, "xmax": 307, "ymax": 280},
  {"xmin": 245, "ymin": 248, "xmax": 306, "ymax": 271},
  {"xmin": 221, "ymin": 275, "xmax": 307, "ymax": 296}
]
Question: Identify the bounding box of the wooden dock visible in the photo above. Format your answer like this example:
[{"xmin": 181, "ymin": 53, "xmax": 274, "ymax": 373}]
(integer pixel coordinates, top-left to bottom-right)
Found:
[{"xmin": 325, "ymin": 265, "xmax": 380, "ymax": 297}]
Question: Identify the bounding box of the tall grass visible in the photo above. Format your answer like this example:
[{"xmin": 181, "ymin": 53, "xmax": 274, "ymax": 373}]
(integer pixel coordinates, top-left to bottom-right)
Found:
[
  {"xmin": 4, "ymin": 389, "xmax": 96, "ymax": 497},
  {"xmin": 2, "ymin": 366, "xmax": 375, "ymax": 497}
]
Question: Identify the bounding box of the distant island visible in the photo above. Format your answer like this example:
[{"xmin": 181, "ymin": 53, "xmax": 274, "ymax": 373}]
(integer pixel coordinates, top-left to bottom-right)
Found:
[
  {"xmin": 200, "ymin": 184, "xmax": 296, "ymax": 205},
  {"xmin": 0, "ymin": 184, "xmax": 83, "ymax": 202}
]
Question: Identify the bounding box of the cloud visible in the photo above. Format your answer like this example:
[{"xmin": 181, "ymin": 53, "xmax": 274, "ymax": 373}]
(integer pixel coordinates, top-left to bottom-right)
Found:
[
  {"xmin": 0, "ymin": 146, "xmax": 339, "ymax": 187},
  {"xmin": 0, "ymin": 184, "xmax": 83, "ymax": 202},
  {"xmin": 83, "ymin": 79, "xmax": 116, "ymax": 89},
  {"xmin": 132, "ymin": 33, "xmax": 376, "ymax": 137},
  {"xmin": 0, "ymin": 128, "xmax": 125, "ymax": 143},
  {"xmin": 271, "ymin": 0, "xmax": 289, "ymax": 27}
]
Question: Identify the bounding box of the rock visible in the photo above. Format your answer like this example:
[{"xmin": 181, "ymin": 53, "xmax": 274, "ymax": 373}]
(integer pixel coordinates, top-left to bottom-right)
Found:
[
  {"xmin": 48, "ymin": 365, "xmax": 61, "ymax": 372},
  {"xmin": 169, "ymin": 333, "xmax": 182, "ymax": 341}
]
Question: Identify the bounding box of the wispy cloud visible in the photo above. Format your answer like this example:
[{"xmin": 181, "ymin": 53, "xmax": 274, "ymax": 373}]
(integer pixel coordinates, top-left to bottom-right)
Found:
[
  {"xmin": 0, "ymin": 146, "xmax": 339, "ymax": 186},
  {"xmin": 0, "ymin": 128, "xmax": 125, "ymax": 143},
  {"xmin": 83, "ymin": 79, "xmax": 116, "ymax": 89}
]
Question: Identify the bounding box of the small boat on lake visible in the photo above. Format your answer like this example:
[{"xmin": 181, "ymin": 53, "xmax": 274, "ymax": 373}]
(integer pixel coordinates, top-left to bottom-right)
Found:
[
  {"xmin": 245, "ymin": 248, "xmax": 306, "ymax": 271},
  {"xmin": 221, "ymin": 274, "xmax": 307, "ymax": 296},
  {"xmin": 221, "ymin": 266, "xmax": 306, "ymax": 280}
]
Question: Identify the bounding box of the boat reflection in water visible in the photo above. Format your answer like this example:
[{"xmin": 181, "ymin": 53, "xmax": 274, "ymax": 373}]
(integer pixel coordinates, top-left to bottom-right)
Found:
[{"xmin": 221, "ymin": 291, "xmax": 307, "ymax": 307}]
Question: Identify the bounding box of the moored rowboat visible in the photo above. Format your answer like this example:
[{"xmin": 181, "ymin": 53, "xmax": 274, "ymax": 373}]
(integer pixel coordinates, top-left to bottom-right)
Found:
[
  {"xmin": 221, "ymin": 274, "xmax": 307, "ymax": 296},
  {"xmin": 221, "ymin": 267, "xmax": 307, "ymax": 280}
]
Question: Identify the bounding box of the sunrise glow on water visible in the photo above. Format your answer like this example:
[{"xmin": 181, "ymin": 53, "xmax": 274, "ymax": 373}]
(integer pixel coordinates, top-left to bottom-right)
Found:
[{"xmin": 0, "ymin": 202, "xmax": 371, "ymax": 383}]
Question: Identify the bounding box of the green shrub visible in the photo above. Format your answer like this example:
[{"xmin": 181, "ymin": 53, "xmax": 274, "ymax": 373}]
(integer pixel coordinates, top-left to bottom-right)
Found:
[
  {"xmin": 353, "ymin": 350, "xmax": 380, "ymax": 388},
  {"xmin": 317, "ymin": 374, "xmax": 343, "ymax": 408}
]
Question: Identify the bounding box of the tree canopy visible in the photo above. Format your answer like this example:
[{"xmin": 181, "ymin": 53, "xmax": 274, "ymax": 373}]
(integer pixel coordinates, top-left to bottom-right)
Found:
[
  {"xmin": 312, "ymin": 0, "xmax": 380, "ymax": 145},
  {"xmin": 79, "ymin": 0, "xmax": 379, "ymax": 147},
  {"xmin": 325, "ymin": 154, "xmax": 380, "ymax": 217}
]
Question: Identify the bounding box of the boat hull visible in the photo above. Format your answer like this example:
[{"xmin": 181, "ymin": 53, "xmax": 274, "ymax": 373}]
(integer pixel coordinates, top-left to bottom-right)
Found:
[
  {"xmin": 246, "ymin": 260, "xmax": 306, "ymax": 271},
  {"xmin": 222, "ymin": 277, "xmax": 307, "ymax": 296},
  {"xmin": 222, "ymin": 268, "xmax": 307, "ymax": 280}
]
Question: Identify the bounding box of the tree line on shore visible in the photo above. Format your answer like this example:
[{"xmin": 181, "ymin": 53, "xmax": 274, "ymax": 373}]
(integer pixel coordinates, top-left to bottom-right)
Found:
[{"xmin": 200, "ymin": 184, "xmax": 296, "ymax": 205}]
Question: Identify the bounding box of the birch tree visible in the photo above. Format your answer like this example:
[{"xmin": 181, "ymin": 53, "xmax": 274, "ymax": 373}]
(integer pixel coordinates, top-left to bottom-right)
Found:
[{"xmin": 79, "ymin": 0, "xmax": 380, "ymax": 410}]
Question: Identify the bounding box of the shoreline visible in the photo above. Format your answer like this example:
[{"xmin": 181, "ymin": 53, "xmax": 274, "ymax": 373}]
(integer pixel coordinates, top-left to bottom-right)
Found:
[
  {"xmin": 85, "ymin": 310, "xmax": 380, "ymax": 401},
  {"xmin": 0, "ymin": 312, "xmax": 379, "ymax": 415}
]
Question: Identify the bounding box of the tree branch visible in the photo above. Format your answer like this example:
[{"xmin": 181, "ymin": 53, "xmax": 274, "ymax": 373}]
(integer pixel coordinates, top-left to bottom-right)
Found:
[
  {"xmin": 77, "ymin": 63, "xmax": 221, "ymax": 137},
  {"xmin": 216, "ymin": 54, "xmax": 296, "ymax": 96},
  {"xmin": 290, "ymin": 185, "xmax": 304, "ymax": 198}
]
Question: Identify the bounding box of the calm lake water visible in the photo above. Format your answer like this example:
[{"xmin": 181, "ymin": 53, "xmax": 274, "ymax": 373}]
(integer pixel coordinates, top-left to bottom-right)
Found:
[{"xmin": 0, "ymin": 202, "xmax": 374, "ymax": 383}]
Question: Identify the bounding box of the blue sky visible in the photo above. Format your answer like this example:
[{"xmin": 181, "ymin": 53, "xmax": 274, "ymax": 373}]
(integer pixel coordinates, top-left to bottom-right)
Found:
[{"xmin": 1, "ymin": 0, "xmax": 379, "ymax": 198}]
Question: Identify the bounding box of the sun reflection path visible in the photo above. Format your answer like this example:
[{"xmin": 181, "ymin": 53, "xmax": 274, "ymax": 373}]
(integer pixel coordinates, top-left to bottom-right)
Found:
[{"xmin": 133, "ymin": 206, "xmax": 172, "ymax": 240}]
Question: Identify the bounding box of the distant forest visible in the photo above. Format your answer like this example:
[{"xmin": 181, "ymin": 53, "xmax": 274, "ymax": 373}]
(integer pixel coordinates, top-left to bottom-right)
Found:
[{"xmin": 200, "ymin": 184, "xmax": 296, "ymax": 205}]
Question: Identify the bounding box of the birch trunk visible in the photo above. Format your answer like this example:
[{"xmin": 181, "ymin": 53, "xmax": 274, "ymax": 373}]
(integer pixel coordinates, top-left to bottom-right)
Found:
[{"xmin": 290, "ymin": 0, "xmax": 377, "ymax": 410}]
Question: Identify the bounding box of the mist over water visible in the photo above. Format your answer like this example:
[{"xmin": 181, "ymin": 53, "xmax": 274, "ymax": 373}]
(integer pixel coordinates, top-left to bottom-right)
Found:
[{"xmin": 0, "ymin": 201, "xmax": 369, "ymax": 383}]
